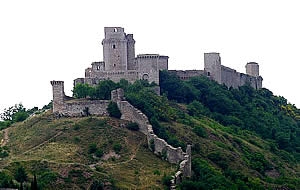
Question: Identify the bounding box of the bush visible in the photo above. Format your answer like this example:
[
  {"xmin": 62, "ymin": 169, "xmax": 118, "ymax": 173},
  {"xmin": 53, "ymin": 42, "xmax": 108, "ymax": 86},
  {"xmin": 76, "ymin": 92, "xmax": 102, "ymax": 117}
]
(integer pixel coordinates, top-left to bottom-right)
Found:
[
  {"xmin": 113, "ymin": 143, "xmax": 122, "ymax": 153},
  {"xmin": 95, "ymin": 149, "xmax": 104, "ymax": 158},
  {"xmin": 126, "ymin": 122, "xmax": 139, "ymax": 131},
  {"xmin": 88, "ymin": 143, "xmax": 97, "ymax": 154},
  {"xmin": 107, "ymin": 102, "xmax": 121, "ymax": 119},
  {"xmin": 162, "ymin": 174, "xmax": 173, "ymax": 187},
  {"xmin": 193, "ymin": 126, "xmax": 207, "ymax": 138}
]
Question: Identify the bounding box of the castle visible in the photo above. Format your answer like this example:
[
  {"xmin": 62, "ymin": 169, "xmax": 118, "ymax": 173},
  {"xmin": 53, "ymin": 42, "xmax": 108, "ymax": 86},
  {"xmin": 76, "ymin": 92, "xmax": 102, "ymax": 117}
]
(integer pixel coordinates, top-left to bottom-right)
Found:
[
  {"xmin": 74, "ymin": 27, "xmax": 263, "ymax": 90},
  {"xmin": 50, "ymin": 27, "xmax": 264, "ymax": 186},
  {"xmin": 74, "ymin": 27, "xmax": 168, "ymax": 86}
]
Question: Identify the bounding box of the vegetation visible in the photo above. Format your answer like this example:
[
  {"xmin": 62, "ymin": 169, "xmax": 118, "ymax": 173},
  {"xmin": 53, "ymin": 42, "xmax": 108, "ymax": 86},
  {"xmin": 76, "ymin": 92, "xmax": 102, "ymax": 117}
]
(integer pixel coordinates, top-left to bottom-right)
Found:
[
  {"xmin": 2, "ymin": 70, "xmax": 300, "ymax": 189},
  {"xmin": 107, "ymin": 101, "xmax": 121, "ymax": 119}
]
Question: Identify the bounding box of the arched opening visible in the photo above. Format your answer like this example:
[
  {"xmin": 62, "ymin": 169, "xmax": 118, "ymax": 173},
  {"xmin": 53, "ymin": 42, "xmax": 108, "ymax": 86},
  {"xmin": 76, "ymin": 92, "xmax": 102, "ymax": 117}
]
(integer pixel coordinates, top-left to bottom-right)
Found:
[
  {"xmin": 114, "ymin": 28, "xmax": 117, "ymax": 32},
  {"xmin": 142, "ymin": 73, "xmax": 149, "ymax": 80}
]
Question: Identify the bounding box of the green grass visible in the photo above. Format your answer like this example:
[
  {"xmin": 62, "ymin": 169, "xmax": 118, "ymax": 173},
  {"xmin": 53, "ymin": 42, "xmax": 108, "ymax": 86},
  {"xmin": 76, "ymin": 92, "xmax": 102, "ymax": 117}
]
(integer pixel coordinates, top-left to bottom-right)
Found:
[{"xmin": 1, "ymin": 111, "xmax": 176, "ymax": 189}]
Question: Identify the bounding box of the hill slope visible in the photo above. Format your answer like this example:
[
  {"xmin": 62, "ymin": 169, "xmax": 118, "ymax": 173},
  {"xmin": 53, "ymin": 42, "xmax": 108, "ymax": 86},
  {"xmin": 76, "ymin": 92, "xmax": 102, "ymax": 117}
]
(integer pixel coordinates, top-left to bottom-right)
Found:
[
  {"xmin": 0, "ymin": 112, "xmax": 176, "ymax": 189},
  {"xmin": 1, "ymin": 72, "xmax": 300, "ymax": 189}
]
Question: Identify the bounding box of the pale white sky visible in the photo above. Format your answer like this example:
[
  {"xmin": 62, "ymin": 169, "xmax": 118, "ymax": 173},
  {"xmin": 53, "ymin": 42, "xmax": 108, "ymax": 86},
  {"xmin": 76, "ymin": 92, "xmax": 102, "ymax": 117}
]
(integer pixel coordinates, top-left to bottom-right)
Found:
[{"xmin": 0, "ymin": 0, "xmax": 300, "ymax": 112}]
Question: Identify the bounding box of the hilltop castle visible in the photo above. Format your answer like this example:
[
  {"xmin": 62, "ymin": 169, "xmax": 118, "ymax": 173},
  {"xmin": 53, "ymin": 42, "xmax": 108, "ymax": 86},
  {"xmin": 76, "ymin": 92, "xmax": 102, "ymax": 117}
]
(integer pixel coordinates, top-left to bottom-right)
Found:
[
  {"xmin": 50, "ymin": 27, "xmax": 264, "ymax": 186},
  {"xmin": 74, "ymin": 27, "xmax": 262, "ymax": 90}
]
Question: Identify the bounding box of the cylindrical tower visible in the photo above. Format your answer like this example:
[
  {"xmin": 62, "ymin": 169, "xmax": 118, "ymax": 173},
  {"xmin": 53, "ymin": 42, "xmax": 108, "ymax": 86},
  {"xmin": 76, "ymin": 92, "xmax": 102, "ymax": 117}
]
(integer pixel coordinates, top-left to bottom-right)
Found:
[{"xmin": 246, "ymin": 62, "xmax": 259, "ymax": 77}]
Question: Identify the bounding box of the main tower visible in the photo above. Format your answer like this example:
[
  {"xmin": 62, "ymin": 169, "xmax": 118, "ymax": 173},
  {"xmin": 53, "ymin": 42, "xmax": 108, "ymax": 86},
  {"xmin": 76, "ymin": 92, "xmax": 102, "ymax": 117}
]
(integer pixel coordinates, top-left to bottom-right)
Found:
[{"xmin": 102, "ymin": 27, "xmax": 135, "ymax": 71}]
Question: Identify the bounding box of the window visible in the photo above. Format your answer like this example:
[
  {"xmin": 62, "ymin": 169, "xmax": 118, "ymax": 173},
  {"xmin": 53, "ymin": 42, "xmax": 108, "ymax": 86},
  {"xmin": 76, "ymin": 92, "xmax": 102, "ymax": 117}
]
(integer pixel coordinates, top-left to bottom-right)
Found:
[
  {"xmin": 112, "ymin": 44, "xmax": 116, "ymax": 49},
  {"xmin": 207, "ymin": 72, "xmax": 210, "ymax": 76},
  {"xmin": 113, "ymin": 64, "xmax": 116, "ymax": 67},
  {"xmin": 97, "ymin": 66, "xmax": 100, "ymax": 70},
  {"xmin": 114, "ymin": 28, "xmax": 117, "ymax": 32}
]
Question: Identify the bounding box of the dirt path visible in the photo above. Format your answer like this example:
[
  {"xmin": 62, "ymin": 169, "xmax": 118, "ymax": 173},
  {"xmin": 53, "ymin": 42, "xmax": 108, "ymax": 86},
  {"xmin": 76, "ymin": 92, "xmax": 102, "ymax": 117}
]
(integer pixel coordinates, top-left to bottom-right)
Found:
[
  {"xmin": 22, "ymin": 131, "xmax": 63, "ymax": 155},
  {"xmin": 0, "ymin": 128, "xmax": 9, "ymax": 147}
]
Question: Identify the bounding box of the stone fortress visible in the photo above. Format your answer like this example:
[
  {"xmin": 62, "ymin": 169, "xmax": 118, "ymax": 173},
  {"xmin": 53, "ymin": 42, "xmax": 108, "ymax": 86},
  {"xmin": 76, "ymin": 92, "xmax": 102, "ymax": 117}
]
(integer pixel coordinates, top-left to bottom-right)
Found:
[
  {"xmin": 74, "ymin": 27, "xmax": 263, "ymax": 90},
  {"xmin": 50, "ymin": 27, "xmax": 264, "ymax": 186},
  {"xmin": 74, "ymin": 27, "xmax": 168, "ymax": 86}
]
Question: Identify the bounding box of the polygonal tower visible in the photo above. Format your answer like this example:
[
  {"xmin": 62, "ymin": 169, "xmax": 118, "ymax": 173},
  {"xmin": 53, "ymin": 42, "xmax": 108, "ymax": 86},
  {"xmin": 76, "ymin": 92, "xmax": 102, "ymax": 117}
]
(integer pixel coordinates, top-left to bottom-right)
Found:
[
  {"xmin": 204, "ymin": 52, "xmax": 222, "ymax": 84},
  {"xmin": 102, "ymin": 27, "xmax": 135, "ymax": 71},
  {"xmin": 246, "ymin": 62, "xmax": 259, "ymax": 77}
]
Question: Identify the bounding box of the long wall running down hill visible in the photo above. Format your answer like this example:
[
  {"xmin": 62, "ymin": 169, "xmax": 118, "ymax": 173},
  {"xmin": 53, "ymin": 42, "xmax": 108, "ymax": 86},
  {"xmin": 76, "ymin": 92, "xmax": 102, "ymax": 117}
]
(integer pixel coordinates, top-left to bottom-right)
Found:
[
  {"xmin": 111, "ymin": 88, "xmax": 192, "ymax": 184},
  {"xmin": 51, "ymin": 81, "xmax": 191, "ymax": 185}
]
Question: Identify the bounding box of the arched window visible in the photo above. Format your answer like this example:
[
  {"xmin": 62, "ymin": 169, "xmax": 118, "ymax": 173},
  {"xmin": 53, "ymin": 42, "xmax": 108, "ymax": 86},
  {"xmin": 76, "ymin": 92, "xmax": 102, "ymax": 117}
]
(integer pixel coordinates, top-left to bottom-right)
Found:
[{"xmin": 114, "ymin": 28, "xmax": 117, "ymax": 32}]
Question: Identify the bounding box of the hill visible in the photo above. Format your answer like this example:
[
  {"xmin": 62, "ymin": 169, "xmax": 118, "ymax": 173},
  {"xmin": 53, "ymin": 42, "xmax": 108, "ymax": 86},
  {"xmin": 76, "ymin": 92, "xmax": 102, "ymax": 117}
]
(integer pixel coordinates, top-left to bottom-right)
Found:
[
  {"xmin": 0, "ymin": 112, "xmax": 176, "ymax": 189},
  {"xmin": 1, "ymin": 71, "xmax": 300, "ymax": 189}
]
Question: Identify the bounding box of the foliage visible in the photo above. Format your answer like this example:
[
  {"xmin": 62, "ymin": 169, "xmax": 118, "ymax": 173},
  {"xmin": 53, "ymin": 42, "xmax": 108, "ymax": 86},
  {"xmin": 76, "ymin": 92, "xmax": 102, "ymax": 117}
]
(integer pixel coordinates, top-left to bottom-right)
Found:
[
  {"xmin": 160, "ymin": 70, "xmax": 300, "ymax": 156},
  {"xmin": 0, "ymin": 171, "xmax": 16, "ymax": 188},
  {"xmin": 125, "ymin": 122, "xmax": 139, "ymax": 131},
  {"xmin": 0, "ymin": 147, "xmax": 9, "ymax": 158},
  {"xmin": 0, "ymin": 104, "xmax": 29, "ymax": 122},
  {"xmin": 88, "ymin": 143, "xmax": 98, "ymax": 154},
  {"xmin": 107, "ymin": 101, "xmax": 121, "ymax": 119},
  {"xmin": 90, "ymin": 180, "xmax": 104, "ymax": 190},
  {"xmin": 113, "ymin": 143, "xmax": 122, "ymax": 153},
  {"xmin": 14, "ymin": 166, "xmax": 28, "ymax": 190}
]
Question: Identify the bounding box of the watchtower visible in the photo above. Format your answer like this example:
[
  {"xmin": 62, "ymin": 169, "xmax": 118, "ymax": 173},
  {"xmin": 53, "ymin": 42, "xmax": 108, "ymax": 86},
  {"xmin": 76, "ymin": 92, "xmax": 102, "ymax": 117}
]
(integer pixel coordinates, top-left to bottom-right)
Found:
[
  {"xmin": 204, "ymin": 52, "xmax": 222, "ymax": 83},
  {"xmin": 50, "ymin": 81, "xmax": 65, "ymax": 113},
  {"xmin": 246, "ymin": 62, "xmax": 259, "ymax": 77}
]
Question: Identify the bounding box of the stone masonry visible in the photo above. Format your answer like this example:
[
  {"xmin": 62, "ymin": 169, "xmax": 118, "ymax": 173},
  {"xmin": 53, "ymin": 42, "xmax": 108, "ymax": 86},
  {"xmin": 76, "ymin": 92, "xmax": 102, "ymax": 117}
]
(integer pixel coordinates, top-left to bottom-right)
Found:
[
  {"xmin": 74, "ymin": 27, "xmax": 168, "ymax": 86},
  {"xmin": 111, "ymin": 89, "xmax": 192, "ymax": 183},
  {"xmin": 74, "ymin": 27, "xmax": 262, "ymax": 90},
  {"xmin": 50, "ymin": 84, "xmax": 192, "ymax": 184}
]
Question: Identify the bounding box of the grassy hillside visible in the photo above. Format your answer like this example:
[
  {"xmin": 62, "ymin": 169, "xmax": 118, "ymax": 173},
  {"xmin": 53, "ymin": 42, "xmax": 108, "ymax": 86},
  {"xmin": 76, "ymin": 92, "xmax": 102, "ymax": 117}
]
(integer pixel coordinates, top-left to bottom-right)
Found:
[
  {"xmin": 2, "ymin": 72, "xmax": 300, "ymax": 189},
  {"xmin": 0, "ymin": 111, "xmax": 176, "ymax": 189}
]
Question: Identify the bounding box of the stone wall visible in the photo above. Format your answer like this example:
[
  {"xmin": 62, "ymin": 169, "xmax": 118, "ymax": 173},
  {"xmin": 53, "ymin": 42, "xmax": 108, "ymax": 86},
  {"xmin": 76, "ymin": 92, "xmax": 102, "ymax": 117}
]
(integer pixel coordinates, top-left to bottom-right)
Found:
[
  {"xmin": 221, "ymin": 65, "xmax": 263, "ymax": 89},
  {"xmin": 63, "ymin": 100, "xmax": 109, "ymax": 117},
  {"xmin": 168, "ymin": 70, "xmax": 206, "ymax": 80},
  {"xmin": 51, "ymin": 80, "xmax": 109, "ymax": 117},
  {"xmin": 111, "ymin": 89, "xmax": 192, "ymax": 182}
]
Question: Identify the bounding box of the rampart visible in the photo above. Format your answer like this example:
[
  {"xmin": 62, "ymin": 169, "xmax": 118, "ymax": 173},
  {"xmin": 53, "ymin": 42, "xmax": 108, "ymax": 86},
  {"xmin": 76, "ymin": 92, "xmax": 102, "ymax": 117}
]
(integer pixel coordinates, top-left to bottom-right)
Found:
[
  {"xmin": 51, "ymin": 81, "xmax": 109, "ymax": 117},
  {"xmin": 111, "ymin": 89, "xmax": 192, "ymax": 184}
]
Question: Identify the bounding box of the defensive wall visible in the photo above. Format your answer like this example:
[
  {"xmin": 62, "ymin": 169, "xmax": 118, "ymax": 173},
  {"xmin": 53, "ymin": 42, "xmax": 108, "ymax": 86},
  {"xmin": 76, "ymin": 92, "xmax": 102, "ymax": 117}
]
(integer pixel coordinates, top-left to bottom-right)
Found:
[
  {"xmin": 51, "ymin": 82, "xmax": 192, "ymax": 184},
  {"xmin": 169, "ymin": 53, "xmax": 263, "ymax": 90},
  {"xmin": 111, "ymin": 88, "xmax": 192, "ymax": 184},
  {"xmin": 51, "ymin": 81, "xmax": 110, "ymax": 117}
]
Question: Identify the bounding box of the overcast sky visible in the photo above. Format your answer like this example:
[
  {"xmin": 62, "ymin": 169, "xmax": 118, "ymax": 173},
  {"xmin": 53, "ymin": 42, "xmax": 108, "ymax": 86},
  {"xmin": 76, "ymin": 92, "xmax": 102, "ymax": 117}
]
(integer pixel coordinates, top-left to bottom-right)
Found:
[{"xmin": 0, "ymin": 0, "xmax": 300, "ymax": 112}]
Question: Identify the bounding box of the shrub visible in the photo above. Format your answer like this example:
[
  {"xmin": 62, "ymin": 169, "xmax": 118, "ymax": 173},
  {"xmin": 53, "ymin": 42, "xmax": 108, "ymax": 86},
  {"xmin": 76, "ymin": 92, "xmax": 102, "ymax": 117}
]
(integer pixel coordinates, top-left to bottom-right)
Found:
[
  {"xmin": 88, "ymin": 143, "xmax": 97, "ymax": 154},
  {"xmin": 107, "ymin": 102, "xmax": 121, "ymax": 119},
  {"xmin": 193, "ymin": 126, "xmax": 207, "ymax": 138},
  {"xmin": 126, "ymin": 122, "xmax": 139, "ymax": 131},
  {"xmin": 149, "ymin": 139, "xmax": 155, "ymax": 151},
  {"xmin": 113, "ymin": 143, "xmax": 122, "ymax": 153},
  {"xmin": 95, "ymin": 149, "xmax": 104, "ymax": 158}
]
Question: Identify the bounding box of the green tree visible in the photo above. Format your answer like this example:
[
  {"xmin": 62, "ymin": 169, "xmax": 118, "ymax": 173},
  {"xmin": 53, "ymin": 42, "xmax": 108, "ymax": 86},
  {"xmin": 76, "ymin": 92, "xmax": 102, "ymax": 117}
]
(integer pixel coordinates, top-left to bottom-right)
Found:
[
  {"xmin": 14, "ymin": 166, "xmax": 28, "ymax": 190},
  {"xmin": 31, "ymin": 173, "xmax": 38, "ymax": 190},
  {"xmin": 107, "ymin": 102, "xmax": 121, "ymax": 119}
]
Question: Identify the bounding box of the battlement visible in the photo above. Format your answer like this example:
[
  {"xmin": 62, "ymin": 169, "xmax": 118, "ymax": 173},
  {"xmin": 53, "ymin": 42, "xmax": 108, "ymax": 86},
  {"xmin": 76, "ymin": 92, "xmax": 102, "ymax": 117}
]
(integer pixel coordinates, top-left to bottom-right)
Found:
[
  {"xmin": 137, "ymin": 54, "xmax": 168, "ymax": 59},
  {"xmin": 50, "ymin": 81, "xmax": 64, "ymax": 86}
]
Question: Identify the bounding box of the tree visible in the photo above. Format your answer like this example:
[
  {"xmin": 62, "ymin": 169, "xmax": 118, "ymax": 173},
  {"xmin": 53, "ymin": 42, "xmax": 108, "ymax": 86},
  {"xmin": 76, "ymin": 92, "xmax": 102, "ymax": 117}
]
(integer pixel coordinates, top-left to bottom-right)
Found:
[
  {"xmin": 107, "ymin": 102, "xmax": 121, "ymax": 119},
  {"xmin": 0, "ymin": 104, "xmax": 27, "ymax": 121},
  {"xmin": 31, "ymin": 173, "xmax": 38, "ymax": 190},
  {"xmin": 14, "ymin": 166, "xmax": 28, "ymax": 190}
]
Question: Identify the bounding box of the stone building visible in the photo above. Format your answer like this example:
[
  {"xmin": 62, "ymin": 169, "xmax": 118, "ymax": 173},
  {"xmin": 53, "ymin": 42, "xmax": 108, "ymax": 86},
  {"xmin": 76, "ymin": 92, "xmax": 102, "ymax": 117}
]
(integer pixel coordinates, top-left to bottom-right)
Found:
[
  {"xmin": 170, "ymin": 52, "xmax": 263, "ymax": 90},
  {"xmin": 74, "ymin": 27, "xmax": 168, "ymax": 86},
  {"xmin": 74, "ymin": 27, "xmax": 262, "ymax": 90}
]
